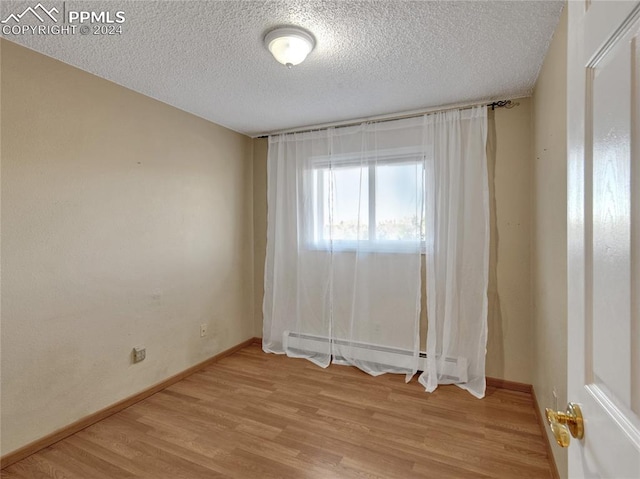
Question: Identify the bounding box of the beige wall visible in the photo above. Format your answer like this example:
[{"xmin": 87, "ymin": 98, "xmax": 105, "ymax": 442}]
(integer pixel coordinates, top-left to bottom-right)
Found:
[
  {"xmin": 252, "ymin": 99, "xmax": 536, "ymax": 384},
  {"xmin": 531, "ymin": 7, "xmax": 568, "ymax": 479},
  {"xmin": 252, "ymin": 138, "xmax": 267, "ymax": 337},
  {"xmin": 0, "ymin": 40, "xmax": 254, "ymax": 455},
  {"xmin": 485, "ymin": 98, "xmax": 534, "ymax": 383}
]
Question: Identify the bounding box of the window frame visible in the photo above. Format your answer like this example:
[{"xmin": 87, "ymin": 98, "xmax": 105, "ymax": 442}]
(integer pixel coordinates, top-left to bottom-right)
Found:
[{"xmin": 306, "ymin": 147, "xmax": 426, "ymax": 253}]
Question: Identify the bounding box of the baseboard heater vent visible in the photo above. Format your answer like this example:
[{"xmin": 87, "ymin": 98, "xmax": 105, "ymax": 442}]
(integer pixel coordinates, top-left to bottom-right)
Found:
[{"xmin": 283, "ymin": 331, "xmax": 468, "ymax": 383}]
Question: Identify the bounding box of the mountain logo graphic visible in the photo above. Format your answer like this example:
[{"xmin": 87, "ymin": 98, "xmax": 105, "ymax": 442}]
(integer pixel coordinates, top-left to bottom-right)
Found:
[{"xmin": 1, "ymin": 3, "xmax": 58, "ymax": 23}]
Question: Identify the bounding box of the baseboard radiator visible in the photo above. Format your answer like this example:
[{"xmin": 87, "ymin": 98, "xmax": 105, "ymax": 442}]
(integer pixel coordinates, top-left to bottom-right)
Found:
[{"xmin": 283, "ymin": 331, "xmax": 468, "ymax": 382}]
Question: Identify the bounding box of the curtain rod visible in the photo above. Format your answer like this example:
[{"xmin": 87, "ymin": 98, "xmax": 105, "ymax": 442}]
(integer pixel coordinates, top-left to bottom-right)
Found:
[{"xmin": 254, "ymin": 99, "xmax": 518, "ymax": 138}]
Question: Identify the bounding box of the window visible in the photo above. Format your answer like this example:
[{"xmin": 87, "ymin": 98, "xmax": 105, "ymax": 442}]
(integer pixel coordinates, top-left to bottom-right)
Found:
[{"xmin": 309, "ymin": 149, "xmax": 425, "ymax": 252}]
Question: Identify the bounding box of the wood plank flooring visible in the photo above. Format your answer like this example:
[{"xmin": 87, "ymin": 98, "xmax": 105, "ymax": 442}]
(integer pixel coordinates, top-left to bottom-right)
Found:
[{"xmin": 2, "ymin": 345, "xmax": 553, "ymax": 478}]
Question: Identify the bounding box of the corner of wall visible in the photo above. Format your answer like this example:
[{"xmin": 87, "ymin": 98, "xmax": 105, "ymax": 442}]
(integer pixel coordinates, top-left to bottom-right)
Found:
[
  {"xmin": 531, "ymin": 4, "xmax": 569, "ymax": 479},
  {"xmin": 485, "ymin": 96, "xmax": 535, "ymax": 384},
  {"xmin": 252, "ymin": 137, "xmax": 268, "ymax": 339}
]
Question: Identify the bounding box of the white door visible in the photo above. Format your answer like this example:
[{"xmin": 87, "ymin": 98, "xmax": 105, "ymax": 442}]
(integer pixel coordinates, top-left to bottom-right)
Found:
[{"xmin": 567, "ymin": 1, "xmax": 640, "ymax": 477}]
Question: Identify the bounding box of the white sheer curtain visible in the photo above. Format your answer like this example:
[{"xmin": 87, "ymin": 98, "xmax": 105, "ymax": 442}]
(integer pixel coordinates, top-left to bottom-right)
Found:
[
  {"xmin": 263, "ymin": 117, "xmax": 425, "ymax": 380},
  {"xmin": 418, "ymin": 107, "xmax": 489, "ymax": 398},
  {"xmin": 263, "ymin": 106, "xmax": 489, "ymax": 397}
]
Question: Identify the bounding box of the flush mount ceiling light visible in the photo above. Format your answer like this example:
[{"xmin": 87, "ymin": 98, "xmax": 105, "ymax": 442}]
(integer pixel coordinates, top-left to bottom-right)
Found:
[{"xmin": 264, "ymin": 26, "xmax": 315, "ymax": 68}]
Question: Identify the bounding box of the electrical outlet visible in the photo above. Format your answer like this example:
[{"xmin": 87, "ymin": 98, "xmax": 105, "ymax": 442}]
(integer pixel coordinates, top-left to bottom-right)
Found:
[
  {"xmin": 133, "ymin": 347, "xmax": 146, "ymax": 363},
  {"xmin": 200, "ymin": 323, "xmax": 207, "ymax": 337}
]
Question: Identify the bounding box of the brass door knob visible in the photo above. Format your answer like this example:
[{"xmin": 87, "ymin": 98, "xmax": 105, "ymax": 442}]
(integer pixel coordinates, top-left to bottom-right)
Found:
[{"xmin": 545, "ymin": 402, "xmax": 584, "ymax": 447}]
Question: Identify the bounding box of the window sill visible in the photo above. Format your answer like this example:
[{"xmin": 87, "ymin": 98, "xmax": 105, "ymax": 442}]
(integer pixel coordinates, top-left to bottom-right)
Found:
[{"xmin": 305, "ymin": 240, "xmax": 425, "ymax": 255}]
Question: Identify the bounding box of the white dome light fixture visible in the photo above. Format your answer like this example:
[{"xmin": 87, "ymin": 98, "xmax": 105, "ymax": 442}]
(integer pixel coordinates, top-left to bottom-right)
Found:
[{"xmin": 264, "ymin": 26, "xmax": 315, "ymax": 68}]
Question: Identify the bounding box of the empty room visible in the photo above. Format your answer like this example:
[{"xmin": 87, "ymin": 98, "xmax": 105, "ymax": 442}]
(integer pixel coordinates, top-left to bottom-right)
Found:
[{"xmin": 1, "ymin": 0, "xmax": 639, "ymax": 478}]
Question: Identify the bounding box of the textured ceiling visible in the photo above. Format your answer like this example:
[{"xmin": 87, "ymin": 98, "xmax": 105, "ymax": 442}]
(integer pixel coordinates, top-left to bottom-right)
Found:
[{"xmin": 1, "ymin": 1, "xmax": 563, "ymax": 136}]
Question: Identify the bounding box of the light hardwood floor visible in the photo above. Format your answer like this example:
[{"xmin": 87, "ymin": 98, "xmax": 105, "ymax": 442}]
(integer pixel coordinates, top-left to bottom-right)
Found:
[{"xmin": 2, "ymin": 345, "xmax": 553, "ymax": 478}]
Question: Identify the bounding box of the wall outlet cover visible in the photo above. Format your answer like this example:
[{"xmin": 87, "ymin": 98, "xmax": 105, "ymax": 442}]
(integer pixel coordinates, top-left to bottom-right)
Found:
[{"xmin": 133, "ymin": 347, "xmax": 146, "ymax": 363}]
